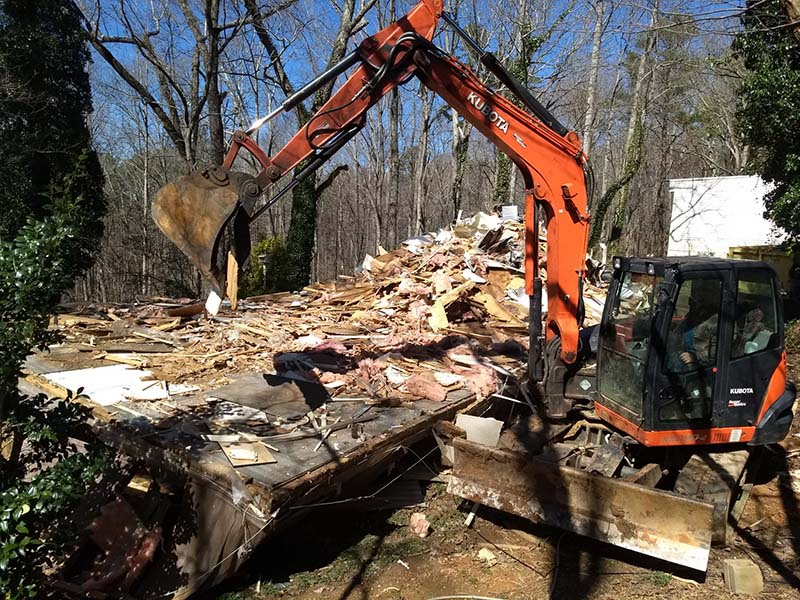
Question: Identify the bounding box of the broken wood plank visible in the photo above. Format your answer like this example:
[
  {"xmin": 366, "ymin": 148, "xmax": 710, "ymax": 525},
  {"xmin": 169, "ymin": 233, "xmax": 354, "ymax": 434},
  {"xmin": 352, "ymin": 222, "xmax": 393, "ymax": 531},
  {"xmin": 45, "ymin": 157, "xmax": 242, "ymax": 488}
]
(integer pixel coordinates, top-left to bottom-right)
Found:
[
  {"xmin": 227, "ymin": 251, "xmax": 239, "ymax": 311},
  {"xmin": 165, "ymin": 302, "xmax": 204, "ymax": 318},
  {"xmin": 78, "ymin": 342, "xmax": 175, "ymax": 354},
  {"xmin": 132, "ymin": 331, "xmax": 181, "ymax": 348},
  {"xmin": 94, "ymin": 353, "xmax": 150, "ymax": 368}
]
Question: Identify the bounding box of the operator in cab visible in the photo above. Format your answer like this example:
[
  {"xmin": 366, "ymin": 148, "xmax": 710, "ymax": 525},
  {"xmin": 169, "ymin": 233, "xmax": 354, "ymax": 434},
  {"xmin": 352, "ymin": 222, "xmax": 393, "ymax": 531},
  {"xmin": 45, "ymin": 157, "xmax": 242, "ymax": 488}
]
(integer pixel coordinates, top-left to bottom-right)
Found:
[{"xmin": 667, "ymin": 284, "xmax": 721, "ymax": 371}]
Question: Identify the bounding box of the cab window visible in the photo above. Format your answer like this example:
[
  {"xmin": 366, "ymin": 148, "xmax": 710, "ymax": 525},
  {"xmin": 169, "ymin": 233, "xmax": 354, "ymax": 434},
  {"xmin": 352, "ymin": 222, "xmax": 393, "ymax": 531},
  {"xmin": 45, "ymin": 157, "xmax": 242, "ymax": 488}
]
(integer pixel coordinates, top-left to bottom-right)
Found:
[
  {"xmin": 598, "ymin": 272, "xmax": 659, "ymax": 416},
  {"xmin": 664, "ymin": 278, "xmax": 722, "ymax": 373},
  {"xmin": 660, "ymin": 277, "xmax": 722, "ymax": 423},
  {"xmin": 732, "ymin": 271, "xmax": 778, "ymax": 358}
]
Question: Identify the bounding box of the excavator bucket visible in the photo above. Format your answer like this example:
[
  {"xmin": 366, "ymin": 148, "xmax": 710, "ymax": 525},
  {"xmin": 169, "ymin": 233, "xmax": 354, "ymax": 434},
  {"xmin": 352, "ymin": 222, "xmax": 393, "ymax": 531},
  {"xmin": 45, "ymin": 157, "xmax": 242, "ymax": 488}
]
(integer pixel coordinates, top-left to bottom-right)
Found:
[
  {"xmin": 152, "ymin": 167, "xmax": 260, "ymax": 292},
  {"xmin": 449, "ymin": 438, "xmax": 715, "ymax": 571}
]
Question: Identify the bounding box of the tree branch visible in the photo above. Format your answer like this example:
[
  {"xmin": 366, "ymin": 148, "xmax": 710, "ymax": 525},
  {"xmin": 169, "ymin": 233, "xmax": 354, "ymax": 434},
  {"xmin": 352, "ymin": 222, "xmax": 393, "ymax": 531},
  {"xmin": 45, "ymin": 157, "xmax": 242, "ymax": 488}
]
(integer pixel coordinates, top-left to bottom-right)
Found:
[
  {"xmin": 85, "ymin": 36, "xmax": 187, "ymax": 159},
  {"xmin": 244, "ymin": 0, "xmax": 297, "ymax": 98},
  {"xmin": 315, "ymin": 164, "xmax": 350, "ymax": 196}
]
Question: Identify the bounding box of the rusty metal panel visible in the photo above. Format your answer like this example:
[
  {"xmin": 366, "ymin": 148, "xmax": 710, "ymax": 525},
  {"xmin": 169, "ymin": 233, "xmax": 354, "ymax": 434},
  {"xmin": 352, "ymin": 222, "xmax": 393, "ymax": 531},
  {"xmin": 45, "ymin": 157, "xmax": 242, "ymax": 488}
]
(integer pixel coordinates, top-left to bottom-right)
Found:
[{"xmin": 449, "ymin": 438, "xmax": 714, "ymax": 571}]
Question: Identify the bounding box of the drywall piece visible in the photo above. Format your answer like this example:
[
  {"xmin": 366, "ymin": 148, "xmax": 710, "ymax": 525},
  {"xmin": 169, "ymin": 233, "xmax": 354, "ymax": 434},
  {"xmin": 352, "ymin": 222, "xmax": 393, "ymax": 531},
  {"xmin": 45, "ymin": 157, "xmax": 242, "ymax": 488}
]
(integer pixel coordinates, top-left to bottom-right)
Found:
[
  {"xmin": 455, "ymin": 414, "xmax": 503, "ymax": 447},
  {"xmin": 44, "ymin": 365, "xmax": 151, "ymax": 405},
  {"xmin": 205, "ymin": 290, "xmax": 222, "ymax": 316},
  {"xmin": 44, "ymin": 364, "xmax": 195, "ymax": 406}
]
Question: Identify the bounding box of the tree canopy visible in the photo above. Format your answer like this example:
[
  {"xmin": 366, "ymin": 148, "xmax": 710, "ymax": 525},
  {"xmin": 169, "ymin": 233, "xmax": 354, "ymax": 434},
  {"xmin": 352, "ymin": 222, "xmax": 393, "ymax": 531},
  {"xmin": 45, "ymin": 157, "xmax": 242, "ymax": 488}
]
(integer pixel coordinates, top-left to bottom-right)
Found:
[
  {"xmin": 0, "ymin": 0, "xmax": 105, "ymax": 261},
  {"xmin": 0, "ymin": 0, "xmax": 105, "ymax": 414},
  {"xmin": 735, "ymin": 0, "xmax": 800, "ymax": 246}
]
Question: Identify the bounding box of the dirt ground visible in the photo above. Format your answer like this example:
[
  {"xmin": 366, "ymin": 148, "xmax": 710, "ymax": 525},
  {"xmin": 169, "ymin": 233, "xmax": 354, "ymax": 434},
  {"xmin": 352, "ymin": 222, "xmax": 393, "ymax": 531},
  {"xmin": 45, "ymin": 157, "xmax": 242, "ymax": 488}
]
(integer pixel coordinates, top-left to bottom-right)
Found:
[{"xmin": 207, "ymin": 351, "xmax": 800, "ymax": 600}]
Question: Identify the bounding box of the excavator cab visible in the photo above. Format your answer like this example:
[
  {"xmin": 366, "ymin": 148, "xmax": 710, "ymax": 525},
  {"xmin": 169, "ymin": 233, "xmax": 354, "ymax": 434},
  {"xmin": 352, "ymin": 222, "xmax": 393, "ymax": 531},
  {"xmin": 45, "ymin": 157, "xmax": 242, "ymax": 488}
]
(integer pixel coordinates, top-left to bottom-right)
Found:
[{"xmin": 595, "ymin": 257, "xmax": 795, "ymax": 447}]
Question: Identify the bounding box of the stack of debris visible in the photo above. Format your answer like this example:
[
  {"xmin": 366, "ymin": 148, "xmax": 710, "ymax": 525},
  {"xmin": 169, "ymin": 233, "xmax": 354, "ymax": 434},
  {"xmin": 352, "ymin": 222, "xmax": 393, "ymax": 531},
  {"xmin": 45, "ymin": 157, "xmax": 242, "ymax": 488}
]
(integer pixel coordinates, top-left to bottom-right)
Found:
[
  {"xmin": 22, "ymin": 211, "xmax": 608, "ymax": 598},
  {"xmin": 41, "ymin": 214, "xmax": 605, "ymax": 410},
  {"xmin": 32, "ymin": 212, "xmax": 608, "ymax": 415}
]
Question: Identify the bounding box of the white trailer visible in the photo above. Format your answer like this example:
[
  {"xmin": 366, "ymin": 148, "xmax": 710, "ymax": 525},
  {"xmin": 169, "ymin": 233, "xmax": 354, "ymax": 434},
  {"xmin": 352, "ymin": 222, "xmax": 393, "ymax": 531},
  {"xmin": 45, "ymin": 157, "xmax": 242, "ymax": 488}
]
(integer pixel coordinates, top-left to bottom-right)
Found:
[{"xmin": 668, "ymin": 175, "xmax": 780, "ymax": 257}]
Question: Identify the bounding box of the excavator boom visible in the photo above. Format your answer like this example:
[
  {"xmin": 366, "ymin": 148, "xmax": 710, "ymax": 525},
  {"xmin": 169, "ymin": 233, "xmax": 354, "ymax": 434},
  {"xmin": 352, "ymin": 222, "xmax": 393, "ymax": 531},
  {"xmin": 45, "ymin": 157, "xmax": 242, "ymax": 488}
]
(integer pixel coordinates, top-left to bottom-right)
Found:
[
  {"xmin": 153, "ymin": 0, "xmax": 589, "ymax": 367},
  {"xmin": 153, "ymin": 0, "xmax": 442, "ymax": 292}
]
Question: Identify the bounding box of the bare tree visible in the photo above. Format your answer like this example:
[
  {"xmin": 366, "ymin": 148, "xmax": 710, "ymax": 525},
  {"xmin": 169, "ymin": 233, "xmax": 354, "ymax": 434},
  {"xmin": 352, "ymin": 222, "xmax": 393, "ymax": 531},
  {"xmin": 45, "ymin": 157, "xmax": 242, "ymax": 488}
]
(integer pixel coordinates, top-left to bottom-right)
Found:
[
  {"xmin": 581, "ymin": 0, "xmax": 607, "ymax": 158},
  {"xmin": 412, "ymin": 83, "xmax": 434, "ymax": 236},
  {"xmin": 589, "ymin": 0, "xmax": 659, "ymax": 248},
  {"xmin": 246, "ymin": 0, "xmax": 375, "ymax": 289},
  {"xmin": 75, "ymin": 0, "xmax": 283, "ymax": 168}
]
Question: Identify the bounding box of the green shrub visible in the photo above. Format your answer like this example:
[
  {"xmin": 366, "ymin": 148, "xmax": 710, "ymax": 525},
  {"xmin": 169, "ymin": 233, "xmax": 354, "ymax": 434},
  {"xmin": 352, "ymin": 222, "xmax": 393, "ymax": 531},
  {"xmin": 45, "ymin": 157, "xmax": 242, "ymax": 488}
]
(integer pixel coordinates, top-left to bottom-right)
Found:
[
  {"xmin": 0, "ymin": 449, "xmax": 111, "ymax": 598},
  {"xmin": 239, "ymin": 235, "xmax": 288, "ymax": 298},
  {"xmin": 0, "ymin": 2, "xmax": 110, "ymax": 596}
]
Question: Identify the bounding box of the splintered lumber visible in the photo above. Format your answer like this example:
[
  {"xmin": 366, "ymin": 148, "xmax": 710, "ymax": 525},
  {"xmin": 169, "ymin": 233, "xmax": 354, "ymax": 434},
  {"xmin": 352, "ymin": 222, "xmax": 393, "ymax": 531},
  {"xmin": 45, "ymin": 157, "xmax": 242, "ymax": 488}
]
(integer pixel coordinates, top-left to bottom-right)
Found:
[
  {"xmin": 52, "ymin": 314, "xmax": 110, "ymax": 327},
  {"xmin": 473, "ymin": 291, "xmax": 524, "ymax": 324},
  {"xmin": 428, "ymin": 281, "xmax": 475, "ymax": 331},
  {"xmin": 86, "ymin": 342, "xmax": 175, "ymax": 354},
  {"xmin": 94, "ymin": 353, "xmax": 150, "ymax": 368},
  {"xmin": 226, "ymin": 251, "xmax": 239, "ymax": 311}
]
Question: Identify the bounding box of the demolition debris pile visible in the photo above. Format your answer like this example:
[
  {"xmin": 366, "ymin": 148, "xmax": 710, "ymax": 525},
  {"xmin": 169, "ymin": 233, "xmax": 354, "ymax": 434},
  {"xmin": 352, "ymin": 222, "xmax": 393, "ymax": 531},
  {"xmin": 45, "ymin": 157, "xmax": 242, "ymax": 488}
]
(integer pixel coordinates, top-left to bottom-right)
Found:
[
  {"xmin": 48, "ymin": 212, "xmax": 606, "ymax": 408},
  {"xmin": 29, "ymin": 212, "xmax": 609, "ymax": 597}
]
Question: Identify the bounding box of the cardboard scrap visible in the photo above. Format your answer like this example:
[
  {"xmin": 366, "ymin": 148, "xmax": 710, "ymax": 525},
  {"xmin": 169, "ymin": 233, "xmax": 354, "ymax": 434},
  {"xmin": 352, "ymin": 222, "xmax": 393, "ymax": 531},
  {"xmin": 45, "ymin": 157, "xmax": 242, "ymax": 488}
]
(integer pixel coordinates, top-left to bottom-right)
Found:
[{"xmin": 219, "ymin": 442, "xmax": 276, "ymax": 467}]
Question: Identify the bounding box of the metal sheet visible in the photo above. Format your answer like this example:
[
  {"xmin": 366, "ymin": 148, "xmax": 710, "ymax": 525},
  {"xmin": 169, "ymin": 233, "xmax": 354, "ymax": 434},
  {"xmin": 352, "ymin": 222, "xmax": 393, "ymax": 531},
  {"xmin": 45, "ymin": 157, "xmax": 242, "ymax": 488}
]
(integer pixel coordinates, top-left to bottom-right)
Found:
[{"xmin": 449, "ymin": 438, "xmax": 714, "ymax": 571}]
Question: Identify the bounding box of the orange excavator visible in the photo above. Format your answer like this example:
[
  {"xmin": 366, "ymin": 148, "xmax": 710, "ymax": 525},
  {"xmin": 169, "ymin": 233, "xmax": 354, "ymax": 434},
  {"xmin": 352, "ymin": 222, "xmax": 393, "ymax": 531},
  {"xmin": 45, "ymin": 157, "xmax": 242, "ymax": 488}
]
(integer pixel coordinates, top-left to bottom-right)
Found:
[{"xmin": 153, "ymin": 0, "xmax": 795, "ymax": 571}]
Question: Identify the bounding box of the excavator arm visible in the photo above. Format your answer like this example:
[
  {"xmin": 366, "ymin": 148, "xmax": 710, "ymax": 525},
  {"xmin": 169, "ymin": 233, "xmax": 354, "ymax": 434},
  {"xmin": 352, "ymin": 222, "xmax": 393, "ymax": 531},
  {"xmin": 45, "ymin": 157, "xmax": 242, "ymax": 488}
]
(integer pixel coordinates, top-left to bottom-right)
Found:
[
  {"xmin": 153, "ymin": 0, "xmax": 590, "ymax": 367},
  {"xmin": 408, "ymin": 30, "xmax": 590, "ymax": 370},
  {"xmin": 153, "ymin": 0, "xmax": 442, "ymax": 291}
]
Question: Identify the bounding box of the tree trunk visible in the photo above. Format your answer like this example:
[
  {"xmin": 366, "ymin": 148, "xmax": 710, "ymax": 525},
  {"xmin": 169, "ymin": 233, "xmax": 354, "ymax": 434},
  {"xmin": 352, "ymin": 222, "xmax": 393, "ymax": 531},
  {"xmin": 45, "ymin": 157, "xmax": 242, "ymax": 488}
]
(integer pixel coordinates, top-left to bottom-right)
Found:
[
  {"xmin": 451, "ymin": 113, "xmax": 471, "ymax": 219},
  {"xmin": 335, "ymin": 197, "xmax": 342, "ymax": 276},
  {"xmin": 493, "ymin": 0, "xmax": 530, "ymax": 207},
  {"xmin": 387, "ymin": 0, "xmax": 400, "ymax": 245},
  {"xmin": 493, "ymin": 152, "xmax": 512, "ymax": 206},
  {"xmin": 582, "ymin": 0, "xmax": 605, "ymax": 157},
  {"xmin": 141, "ymin": 110, "xmax": 149, "ymax": 296},
  {"xmin": 590, "ymin": 1, "xmax": 659, "ymax": 248},
  {"xmin": 205, "ymin": 0, "xmax": 225, "ymax": 165},
  {"xmin": 784, "ymin": 0, "xmax": 800, "ymax": 43},
  {"xmin": 282, "ymin": 168, "xmax": 318, "ymax": 290},
  {"xmin": 621, "ymin": 111, "xmax": 670, "ymax": 256},
  {"xmin": 413, "ymin": 85, "xmax": 432, "ymax": 235},
  {"xmin": 611, "ymin": 2, "xmax": 659, "ymax": 244},
  {"xmin": 276, "ymin": 0, "xmax": 358, "ymax": 290},
  {"xmin": 206, "ymin": 56, "xmax": 225, "ymax": 165}
]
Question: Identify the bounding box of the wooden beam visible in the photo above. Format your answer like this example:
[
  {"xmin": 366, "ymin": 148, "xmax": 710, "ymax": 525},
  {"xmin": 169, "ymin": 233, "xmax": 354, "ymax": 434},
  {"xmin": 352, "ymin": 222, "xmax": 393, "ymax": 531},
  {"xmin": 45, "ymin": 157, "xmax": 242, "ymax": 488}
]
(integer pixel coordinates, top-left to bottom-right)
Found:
[{"xmin": 226, "ymin": 251, "xmax": 239, "ymax": 310}]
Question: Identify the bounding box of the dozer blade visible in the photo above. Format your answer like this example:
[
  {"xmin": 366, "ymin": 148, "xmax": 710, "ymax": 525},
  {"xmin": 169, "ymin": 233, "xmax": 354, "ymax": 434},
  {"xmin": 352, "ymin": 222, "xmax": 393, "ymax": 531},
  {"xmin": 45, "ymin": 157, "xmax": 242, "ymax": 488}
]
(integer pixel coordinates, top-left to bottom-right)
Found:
[
  {"xmin": 449, "ymin": 438, "xmax": 714, "ymax": 571},
  {"xmin": 152, "ymin": 167, "xmax": 260, "ymax": 292}
]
